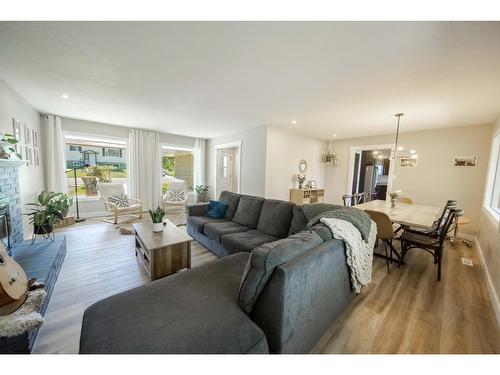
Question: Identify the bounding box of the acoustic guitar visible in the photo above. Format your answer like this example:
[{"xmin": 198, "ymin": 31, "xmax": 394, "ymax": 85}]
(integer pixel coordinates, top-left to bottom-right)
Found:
[{"xmin": 0, "ymin": 243, "xmax": 28, "ymax": 316}]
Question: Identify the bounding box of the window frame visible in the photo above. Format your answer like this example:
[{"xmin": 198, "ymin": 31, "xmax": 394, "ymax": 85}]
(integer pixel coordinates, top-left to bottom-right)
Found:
[{"xmin": 484, "ymin": 130, "xmax": 500, "ymax": 221}]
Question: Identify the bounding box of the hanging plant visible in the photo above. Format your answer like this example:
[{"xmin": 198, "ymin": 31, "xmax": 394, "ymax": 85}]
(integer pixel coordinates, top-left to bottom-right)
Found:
[{"xmin": 321, "ymin": 142, "xmax": 340, "ymax": 167}]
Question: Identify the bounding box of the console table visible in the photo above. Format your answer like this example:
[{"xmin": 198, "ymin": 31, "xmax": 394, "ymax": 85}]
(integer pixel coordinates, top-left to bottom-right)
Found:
[{"xmin": 289, "ymin": 188, "xmax": 325, "ymax": 205}]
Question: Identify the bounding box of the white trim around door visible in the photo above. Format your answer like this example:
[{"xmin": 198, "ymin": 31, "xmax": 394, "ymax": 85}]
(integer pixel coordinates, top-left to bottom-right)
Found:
[
  {"xmin": 214, "ymin": 141, "xmax": 242, "ymax": 197},
  {"xmin": 346, "ymin": 143, "xmax": 395, "ymax": 200}
]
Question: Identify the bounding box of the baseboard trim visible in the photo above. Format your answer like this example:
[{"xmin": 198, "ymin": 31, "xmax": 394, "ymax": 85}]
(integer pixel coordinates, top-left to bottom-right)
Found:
[{"xmin": 473, "ymin": 235, "xmax": 500, "ymax": 328}]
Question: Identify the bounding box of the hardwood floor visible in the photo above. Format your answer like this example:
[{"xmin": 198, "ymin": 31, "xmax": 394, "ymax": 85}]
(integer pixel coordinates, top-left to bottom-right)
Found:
[
  {"xmin": 33, "ymin": 214, "xmax": 499, "ymax": 354},
  {"xmin": 313, "ymin": 239, "xmax": 500, "ymax": 354},
  {"xmin": 32, "ymin": 213, "xmax": 216, "ymax": 354}
]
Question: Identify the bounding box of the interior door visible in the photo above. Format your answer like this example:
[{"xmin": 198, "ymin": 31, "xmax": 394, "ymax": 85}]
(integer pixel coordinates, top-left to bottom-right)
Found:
[{"xmin": 216, "ymin": 149, "xmax": 234, "ymax": 197}]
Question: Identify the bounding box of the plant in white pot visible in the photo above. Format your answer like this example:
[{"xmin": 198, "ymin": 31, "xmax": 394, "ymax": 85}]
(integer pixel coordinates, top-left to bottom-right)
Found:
[{"xmin": 149, "ymin": 206, "xmax": 166, "ymax": 232}]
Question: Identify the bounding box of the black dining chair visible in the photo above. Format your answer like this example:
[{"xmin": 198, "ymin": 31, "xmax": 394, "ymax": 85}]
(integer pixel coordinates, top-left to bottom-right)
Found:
[
  {"xmin": 405, "ymin": 200, "xmax": 457, "ymax": 238},
  {"xmin": 400, "ymin": 207, "xmax": 462, "ymax": 281}
]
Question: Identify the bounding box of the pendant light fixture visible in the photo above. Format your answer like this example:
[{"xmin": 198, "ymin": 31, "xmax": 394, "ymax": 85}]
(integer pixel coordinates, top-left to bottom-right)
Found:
[{"xmin": 392, "ymin": 113, "xmax": 418, "ymax": 160}]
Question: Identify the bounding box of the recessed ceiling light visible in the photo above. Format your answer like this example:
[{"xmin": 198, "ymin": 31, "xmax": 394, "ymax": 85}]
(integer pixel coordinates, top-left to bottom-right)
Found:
[
  {"xmin": 397, "ymin": 146, "xmax": 404, "ymax": 151},
  {"xmin": 61, "ymin": 93, "xmax": 69, "ymax": 99},
  {"xmin": 292, "ymin": 120, "xmax": 297, "ymax": 124},
  {"xmin": 332, "ymin": 134, "xmax": 337, "ymax": 138},
  {"xmin": 373, "ymin": 150, "xmax": 379, "ymax": 155},
  {"xmin": 410, "ymin": 149, "xmax": 416, "ymax": 154}
]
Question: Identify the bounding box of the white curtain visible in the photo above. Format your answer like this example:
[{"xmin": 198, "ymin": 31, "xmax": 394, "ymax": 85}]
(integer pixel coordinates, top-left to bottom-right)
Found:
[
  {"xmin": 193, "ymin": 138, "xmax": 207, "ymax": 187},
  {"xmin": 128, "ymin": 129, "xmax": 161, "ymax": 210},
  {"xmin": 42, "ymin": 115, "xmax": 67, "ymax": 193}
]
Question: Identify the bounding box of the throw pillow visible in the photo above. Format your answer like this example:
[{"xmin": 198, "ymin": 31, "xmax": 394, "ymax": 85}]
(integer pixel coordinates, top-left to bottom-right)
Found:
[
  {"xmin": 166, "ymin": 189, "xmax": 186, "ymax": 203},
  {"xmin": 205, "ymin": 200, "xmax": 229, "ymax": 219},
  {"xmin": 108, "ymin": 193, "xmax": 130, "ymax": 208}
]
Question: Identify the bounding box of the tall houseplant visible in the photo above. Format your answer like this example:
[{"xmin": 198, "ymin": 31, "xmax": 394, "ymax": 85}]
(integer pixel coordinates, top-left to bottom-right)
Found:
[{"xmin": 26, "ymin": 191, "xmax": 73, "ymax": 236}]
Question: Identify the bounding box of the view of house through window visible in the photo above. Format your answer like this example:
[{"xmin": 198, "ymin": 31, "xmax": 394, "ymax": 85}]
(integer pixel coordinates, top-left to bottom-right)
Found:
[
  {"xmin": 64, "ymin": 134, "xmax": 128, "ymax": 197},
  {"xmin": 161, "ymin": 146, "xmax": 194, "ymax": 194}
]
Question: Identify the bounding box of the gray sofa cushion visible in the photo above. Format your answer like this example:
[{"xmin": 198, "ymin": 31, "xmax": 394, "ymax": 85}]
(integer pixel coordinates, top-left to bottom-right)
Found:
[
  {"xmin": 187, "ymin": 215, "xmax": 227, "ymax": 233},
  {"xmin": 204, "ymin": 221, "xmax": 251, "ymax": 243},
  {"xmin": 238, "ymin": 230, "xmax": 324, "ymax": 313},
  {"xmin": 256, "ymin": 199, "xmax": 295, "ymax": 238},
  {"xmin": 309, "ymin": 223, "xmax": 333, "ymax": 242},
  {"xmin": 221, "ymin": 230, "xmax": 278, "ymax": 254},
  {"xmin": 219, "ymin": 191, "xmax": 242, "ymax": 220},
  {"xmin": 80, "ymin": 253, "xmax": 268, "ymax": 354},
  {"xmin": 289, "ymin": 206, "xmax": 308, "ymax": 235},
  {"xmin": 232, "ymin": 195, "xmax": 265, "ymax": 229}
]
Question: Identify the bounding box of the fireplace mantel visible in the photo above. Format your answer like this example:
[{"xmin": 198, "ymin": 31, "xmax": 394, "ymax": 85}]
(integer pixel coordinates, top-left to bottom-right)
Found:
[{"xmin": 0, "ymin": 159, "xmax": 28, "ymax": 167}]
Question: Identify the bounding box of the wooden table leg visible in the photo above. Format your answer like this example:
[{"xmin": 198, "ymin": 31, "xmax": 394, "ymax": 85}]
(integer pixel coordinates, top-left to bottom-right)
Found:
[{"xmin": 187, "ymin": 241, "xmax": 191, "ymax": 269}]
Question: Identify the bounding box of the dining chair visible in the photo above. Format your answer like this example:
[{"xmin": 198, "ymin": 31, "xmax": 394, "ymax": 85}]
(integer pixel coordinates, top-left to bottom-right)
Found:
[
  {"xmin": 400, "ymin": 207, "xmax": 462, "ymax": 281},
  {"xmin": 362, "ymin": 192, "xmax": 371, "ymax": 203},
  {"xmin": 397, "ymin": 197, "xmax": 413, "ymax": 204},
  {"xmin": 365, "ymin": 209, "xmax": 400, "ymax": 273},
  {"xmin": 405, "ymin": 200, "xmax": 457, "ymax": 238},
  {"xmin": 342, "ymin": 194, "xmax": 354, "ymax": 207},
  {"xmin": 353, "ymin": 193, "xmax": 364, "ymax": 205}
]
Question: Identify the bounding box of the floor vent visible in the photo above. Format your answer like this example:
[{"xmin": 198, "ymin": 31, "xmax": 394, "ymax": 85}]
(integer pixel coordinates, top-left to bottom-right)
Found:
[{"xmin": 461, "ymin": 258, "xmax": 474, "ymax": 267}]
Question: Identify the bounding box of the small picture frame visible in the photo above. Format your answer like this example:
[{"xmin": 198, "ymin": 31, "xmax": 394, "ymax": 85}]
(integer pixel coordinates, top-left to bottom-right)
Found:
[
  {"xmin": 308, "ymin": 180, "xmax": 317, "ymax": 189},
  {"xmin": 26, "ymin": 147, "xmax": 33, "ymax": 166},
  {"xmin": 400, "ymin": 158, "xmax": 417, "ymax": 167},
  {"xmin": 453, "ymin": 156, "xmax": 478, "ymax": 167},
  {"xmin": 24, "ymin": 124, "xmax": 31, "ymax": 145},
  {"xmin": 32, "ymin": 129, "xmax": 38, "ymax": 148},
  {"xmin": 12, "ymin": 118, "xmax": 21, "ymax": 141}
]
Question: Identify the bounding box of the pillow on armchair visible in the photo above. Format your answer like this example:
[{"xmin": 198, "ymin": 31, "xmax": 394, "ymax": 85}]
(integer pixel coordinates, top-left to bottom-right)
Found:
[
  {"xmin": 108, "ymin": 193, "xmax": 130, "ymax": 208},
  {"xmin": 205, "ymin": 200, "xmax": 229, "ymax": 219}
]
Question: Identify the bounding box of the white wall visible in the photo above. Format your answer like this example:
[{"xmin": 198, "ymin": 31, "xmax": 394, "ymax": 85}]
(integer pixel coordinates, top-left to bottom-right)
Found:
[
  {"xmin": 61, "ymin": 116, "xmax": 196, "ymax": 218},
  {"xmin": 265, "ymin": 126, "xmax": 327, "ymax": 201},
  {"xmin": 207, "ymin": 126, "xmax": 268, "ymax": 198},
  {"xmin": 477, "ymin": 117, "xmax": 500, "ymax": 324},
  {"xmin": 0, "ymin": 78, "xmax": 45, "ymax": 237},
  {"xmin": 324, "ymin": 123, "xmax": 493, "ymax": 234}
]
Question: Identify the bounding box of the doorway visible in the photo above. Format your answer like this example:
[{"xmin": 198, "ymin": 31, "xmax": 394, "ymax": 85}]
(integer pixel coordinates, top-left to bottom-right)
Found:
[
  {"xmin": 215, "ymin": 142, "xmax": 241, "ymax": 198},
  {"xmin": 347, "ymin": 145, "xmax": 394, "ymax": 201}
]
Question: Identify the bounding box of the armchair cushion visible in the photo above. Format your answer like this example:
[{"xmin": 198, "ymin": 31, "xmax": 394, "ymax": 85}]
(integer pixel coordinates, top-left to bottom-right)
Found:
[{"xmin": 108, "ymin": 193, "xmax": 130, "ymax": 208}]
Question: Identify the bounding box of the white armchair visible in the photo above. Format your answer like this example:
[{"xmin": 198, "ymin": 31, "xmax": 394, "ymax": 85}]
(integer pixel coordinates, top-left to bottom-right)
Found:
[
  {"xmin": 97, "ymin": 182, "xmax": 143, "ymax": 224},
  {"xmin": 162, "ymin": 181, "xmax": 187, "ymax": 212}
]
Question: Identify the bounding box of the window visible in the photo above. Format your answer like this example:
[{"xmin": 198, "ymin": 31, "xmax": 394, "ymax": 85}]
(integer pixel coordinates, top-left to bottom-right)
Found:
[
  {"xmin": 161, "ymin": 146, "xmax": 194, "ymax": 194},
  {"xmin": 64, "ymin": 134, "xmax": 128, "ymax": 197},
  {"xmin": 102, "ymin": 147, "xmax": 122, "ymax": 157},
  {"xmin": 485, "ymin": 132, "xmax": 500, "ymax": 218}
]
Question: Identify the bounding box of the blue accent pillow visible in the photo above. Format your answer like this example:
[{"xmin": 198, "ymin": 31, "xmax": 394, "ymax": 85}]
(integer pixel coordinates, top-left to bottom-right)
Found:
[{"xmin": 205, "ymin": 200, "xmax": 229, "ymax": 219}]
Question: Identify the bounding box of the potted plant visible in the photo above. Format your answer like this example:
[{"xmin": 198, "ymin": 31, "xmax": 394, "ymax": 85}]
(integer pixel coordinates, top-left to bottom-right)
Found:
[
  {"xmin": 195, "ymin": 185, "xmax": 210, "ymax": 203},
  {"xmin": 389, "ymin": 190, "xmax": 403, "ymax": 208},
  {"xmin": 149, "ymin": 206, "xmax": 166, "ymax": 232},
  {"xmin": 26, "ymin": 191, "xmax": 73, "ymax": 236},
  {"xmin": 0, "ymin": 133, "xmax": 21, "ymax": 160}
]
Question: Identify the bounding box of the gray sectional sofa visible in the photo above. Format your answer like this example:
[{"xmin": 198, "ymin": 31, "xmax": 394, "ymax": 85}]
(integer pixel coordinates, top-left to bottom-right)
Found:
[
  {"xmin": 186, "ymin": 191, "xmax": 297, "ymax": 257},
  {"xmin": 79, "ymin": 192, "xmax": 356, "ymax": 354}
]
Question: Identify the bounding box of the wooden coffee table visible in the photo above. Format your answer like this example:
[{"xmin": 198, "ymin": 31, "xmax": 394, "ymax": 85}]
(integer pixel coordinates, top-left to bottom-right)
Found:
[{"xmin": 133, "ymin": 220, "xmax": 193, "ymax": 281}]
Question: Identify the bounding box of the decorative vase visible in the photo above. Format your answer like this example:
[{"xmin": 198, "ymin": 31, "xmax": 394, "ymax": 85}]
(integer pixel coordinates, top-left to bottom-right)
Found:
[
  {"xmin": 152, "ymin": 222, "xmax": 163, "ymax": 232},
  {"xmin": 196, "ymin": 193, "xmax": 208, "ymax": 203},
  {"xmin": 298, "ymin": 182, "xmax": 303, "ymax": 189},
  {"xmin": 34, "ymin": 223, "xmax": 54, "ymax": 235},
  {"xmin": 390, "ymin": 198, "xmax": 396, "ymax": 208}
]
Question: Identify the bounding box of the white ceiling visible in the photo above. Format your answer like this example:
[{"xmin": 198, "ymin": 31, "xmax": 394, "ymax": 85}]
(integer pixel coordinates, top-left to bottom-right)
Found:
[{"xmin": 1, "ymin": 21, "xmax": 500, "ymax": 140}]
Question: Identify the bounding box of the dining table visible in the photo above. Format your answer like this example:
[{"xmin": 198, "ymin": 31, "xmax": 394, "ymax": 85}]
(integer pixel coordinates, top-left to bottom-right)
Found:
[{"xmin": 355, "ymin": 199, "xmax": 442, "ymax": 263}]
